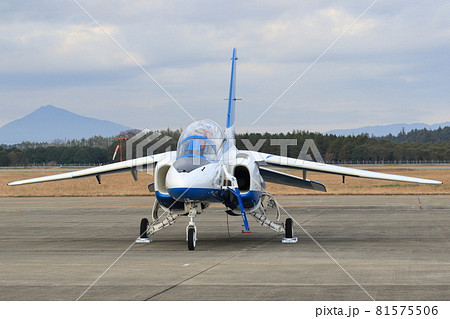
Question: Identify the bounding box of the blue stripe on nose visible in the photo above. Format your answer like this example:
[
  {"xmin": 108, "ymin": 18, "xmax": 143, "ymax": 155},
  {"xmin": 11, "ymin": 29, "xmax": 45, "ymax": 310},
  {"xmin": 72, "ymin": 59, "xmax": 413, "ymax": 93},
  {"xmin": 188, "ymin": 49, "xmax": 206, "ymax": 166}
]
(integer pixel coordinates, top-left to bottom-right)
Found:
[{"xmin": 168, "ymin": 187, "xmax": 220, "ymax": 201}]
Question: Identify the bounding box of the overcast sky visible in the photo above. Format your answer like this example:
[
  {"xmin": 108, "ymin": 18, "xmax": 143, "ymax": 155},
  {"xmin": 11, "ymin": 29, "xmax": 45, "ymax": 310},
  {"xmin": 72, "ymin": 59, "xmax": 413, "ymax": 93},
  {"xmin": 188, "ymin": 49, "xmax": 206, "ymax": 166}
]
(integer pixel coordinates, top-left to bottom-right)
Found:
[{"xmin": 1, "ymin": 0, "xmax": 449, "ymax": 133}]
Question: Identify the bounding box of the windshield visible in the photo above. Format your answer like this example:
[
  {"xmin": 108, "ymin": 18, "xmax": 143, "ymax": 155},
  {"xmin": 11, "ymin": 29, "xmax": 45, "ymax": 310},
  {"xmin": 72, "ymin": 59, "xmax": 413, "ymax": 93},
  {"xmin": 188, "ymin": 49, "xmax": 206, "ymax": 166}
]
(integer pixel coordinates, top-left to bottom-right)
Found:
[{"xmin": 176, "ymin": 119, "xmax": 225, "ymax": 161}]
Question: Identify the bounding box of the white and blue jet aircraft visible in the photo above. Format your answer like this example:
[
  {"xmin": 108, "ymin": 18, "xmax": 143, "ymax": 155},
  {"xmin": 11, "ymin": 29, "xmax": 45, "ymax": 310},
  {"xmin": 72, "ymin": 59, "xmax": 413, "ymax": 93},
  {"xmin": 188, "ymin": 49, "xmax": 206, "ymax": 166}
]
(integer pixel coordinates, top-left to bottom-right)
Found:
[{"xmin": 8, "ymin": 49, "xmax": 442, "ymax": 250}]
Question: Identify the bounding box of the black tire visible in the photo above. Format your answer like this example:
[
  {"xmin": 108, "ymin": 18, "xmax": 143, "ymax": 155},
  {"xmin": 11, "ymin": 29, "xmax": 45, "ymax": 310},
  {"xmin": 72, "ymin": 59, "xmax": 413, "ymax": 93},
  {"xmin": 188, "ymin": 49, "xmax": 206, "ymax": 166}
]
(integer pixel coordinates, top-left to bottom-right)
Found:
[
  {"xmin": 140, "ymin": 218, "xmax": 149, "ymax": 238},
  {"xmin": 285, "ymin": 218, "xmax": 294, "ymax": 238},
  {"xmin": 188, "ymin": 227, "xmax": 196, "ymax": 251}
]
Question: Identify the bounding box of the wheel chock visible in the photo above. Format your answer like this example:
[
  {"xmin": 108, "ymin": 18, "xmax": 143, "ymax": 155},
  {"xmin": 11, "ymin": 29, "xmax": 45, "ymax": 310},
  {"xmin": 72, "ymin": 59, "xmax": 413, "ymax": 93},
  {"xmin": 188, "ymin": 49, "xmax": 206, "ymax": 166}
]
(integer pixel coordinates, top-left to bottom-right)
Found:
[
  {"xmin": 282, "ymin": 237, "xmax": 298, "ymax": 243},
  {"xmin": 135, "ymin": 238, "xmax": 152, "ymax": 243}
]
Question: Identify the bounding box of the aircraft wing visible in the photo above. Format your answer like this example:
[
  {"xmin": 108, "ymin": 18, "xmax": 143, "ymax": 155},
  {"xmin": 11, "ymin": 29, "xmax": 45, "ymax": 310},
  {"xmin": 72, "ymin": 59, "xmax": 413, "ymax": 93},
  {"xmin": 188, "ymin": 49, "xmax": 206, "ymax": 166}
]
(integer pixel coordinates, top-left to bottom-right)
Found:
[
  {"xmin": 259, "ymin": 166, "xmax": 326, "ymax": 192},
  {"xmin": 244, "ymin": 151, "xmax": 442, "ymax": 185},
  {"xmin": 8, "ymin": 151, "xmax": 176, "ymax": 186}
]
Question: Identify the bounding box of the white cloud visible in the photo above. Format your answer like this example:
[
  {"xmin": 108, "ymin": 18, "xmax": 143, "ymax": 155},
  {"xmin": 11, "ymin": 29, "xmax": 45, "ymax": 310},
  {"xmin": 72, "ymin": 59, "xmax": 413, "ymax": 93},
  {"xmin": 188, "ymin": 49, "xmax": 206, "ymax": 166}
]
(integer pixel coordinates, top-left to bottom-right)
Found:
[{"xmin": 0, "ymin": 22, "xmax": 145, "ymax": 73}]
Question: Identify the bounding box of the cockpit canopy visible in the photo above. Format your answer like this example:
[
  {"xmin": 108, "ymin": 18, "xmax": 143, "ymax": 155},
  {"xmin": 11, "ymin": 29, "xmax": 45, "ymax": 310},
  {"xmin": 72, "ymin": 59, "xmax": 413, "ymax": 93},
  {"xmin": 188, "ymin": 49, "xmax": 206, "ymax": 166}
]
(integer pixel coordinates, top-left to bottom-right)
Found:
[
  {"xmin": 174, "ymin": 120, "xmax": 224, "ymax": 172},
  {"xmin": 177, "ymin": 119, "xmax": 224, "ymax": 161}
]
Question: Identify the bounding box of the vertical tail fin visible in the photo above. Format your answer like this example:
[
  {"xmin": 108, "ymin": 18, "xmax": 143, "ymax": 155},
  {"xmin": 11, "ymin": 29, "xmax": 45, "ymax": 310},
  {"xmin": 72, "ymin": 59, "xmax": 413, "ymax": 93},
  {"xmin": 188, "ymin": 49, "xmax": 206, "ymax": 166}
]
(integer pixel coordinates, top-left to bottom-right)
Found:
[{"xmin": 225, "ymin": 48, "xmax": 237, "ymax": 139}]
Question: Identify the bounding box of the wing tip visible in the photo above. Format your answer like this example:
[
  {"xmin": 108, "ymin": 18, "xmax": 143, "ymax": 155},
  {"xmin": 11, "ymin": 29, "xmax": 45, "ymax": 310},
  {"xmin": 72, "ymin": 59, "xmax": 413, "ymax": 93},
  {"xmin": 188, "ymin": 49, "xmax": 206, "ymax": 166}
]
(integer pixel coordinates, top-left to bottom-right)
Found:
[
  {"xmin": 312, "ymin": 181, "xmax": 327, "ymax": 192},
  {"xmin": 8, "ymin": 180, "xmax": 31, "ymax": 186}
]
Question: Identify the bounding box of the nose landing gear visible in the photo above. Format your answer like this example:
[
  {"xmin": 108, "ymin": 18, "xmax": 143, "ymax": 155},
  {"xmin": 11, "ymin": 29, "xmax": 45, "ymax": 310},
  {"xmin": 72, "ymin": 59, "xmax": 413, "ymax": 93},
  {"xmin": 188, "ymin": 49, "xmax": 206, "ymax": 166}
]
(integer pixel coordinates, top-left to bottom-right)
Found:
[{"xmin": 185, "ymin": 201, "xmax": 200, "ymax": 250}]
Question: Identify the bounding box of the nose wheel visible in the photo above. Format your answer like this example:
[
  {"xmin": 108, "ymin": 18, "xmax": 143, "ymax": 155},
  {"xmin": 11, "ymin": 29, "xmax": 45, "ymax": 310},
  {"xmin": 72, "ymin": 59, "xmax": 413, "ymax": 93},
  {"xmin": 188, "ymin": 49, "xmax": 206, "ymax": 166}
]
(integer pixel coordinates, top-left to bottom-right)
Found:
[
  {"xmin": 185, "ymin": 202, "xmax": 199, "ymax": 250},
  {"xmin": 187, "ymin": 226, "xmax": 197, "ymax": 250}
]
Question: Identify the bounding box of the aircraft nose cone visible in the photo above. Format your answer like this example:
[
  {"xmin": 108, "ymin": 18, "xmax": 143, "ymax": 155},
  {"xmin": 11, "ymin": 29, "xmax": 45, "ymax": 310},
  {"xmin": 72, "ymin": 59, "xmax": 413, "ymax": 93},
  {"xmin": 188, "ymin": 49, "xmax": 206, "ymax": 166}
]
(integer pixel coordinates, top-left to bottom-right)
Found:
[{"xmin": 165, "ymin": 163, "xmax": 221, "ymax": 201}]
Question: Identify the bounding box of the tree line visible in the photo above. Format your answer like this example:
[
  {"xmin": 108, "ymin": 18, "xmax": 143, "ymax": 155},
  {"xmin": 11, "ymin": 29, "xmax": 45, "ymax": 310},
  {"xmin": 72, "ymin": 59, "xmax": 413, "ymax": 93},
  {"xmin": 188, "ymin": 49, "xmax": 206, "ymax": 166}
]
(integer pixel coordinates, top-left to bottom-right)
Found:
[
  {"xmin": 236, "ymin": 130, "xmax": 449, "ymax": 163},
  {"xmin": 1, "ymin": 127, "xmax": 448, "ymax": 166},
  {"xmin": 379, "ymin": 126, "xmax": 450, "ymax": 144},
  {"xmin": 0, "ymin": 146, "xmax": 109, "ymax": 166}
]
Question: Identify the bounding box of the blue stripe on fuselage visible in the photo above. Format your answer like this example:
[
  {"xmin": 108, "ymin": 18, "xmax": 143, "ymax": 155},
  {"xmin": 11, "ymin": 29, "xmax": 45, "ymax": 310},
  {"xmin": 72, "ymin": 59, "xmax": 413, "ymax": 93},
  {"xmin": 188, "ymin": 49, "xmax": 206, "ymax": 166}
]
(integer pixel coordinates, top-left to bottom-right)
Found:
[
  {"xmin": 155, "ymin": 191, "xmax": 184, "ymax": 210},
  {"xmin": 167, "ymin": 187, "xmax": 223, "ymax": 202},
  {"xmin": 167, "ymin": 187, "xmax": 260, "ymax": 209}
]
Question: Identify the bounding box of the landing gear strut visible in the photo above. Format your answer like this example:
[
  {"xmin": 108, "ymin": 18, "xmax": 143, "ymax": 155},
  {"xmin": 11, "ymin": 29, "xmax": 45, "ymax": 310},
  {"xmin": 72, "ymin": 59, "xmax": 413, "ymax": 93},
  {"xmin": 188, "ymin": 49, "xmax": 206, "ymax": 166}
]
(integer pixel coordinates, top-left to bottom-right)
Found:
[
  {"xmin": 137, "ymin": 200, "xmax": 180, "ymax": 242},
  {"xmin": 248, "ymin": 192, "xmax": 298, "ymax": 243},
  {"xmin": 247, "ymin": 192, "xmax": 284, "ymax": 234}
]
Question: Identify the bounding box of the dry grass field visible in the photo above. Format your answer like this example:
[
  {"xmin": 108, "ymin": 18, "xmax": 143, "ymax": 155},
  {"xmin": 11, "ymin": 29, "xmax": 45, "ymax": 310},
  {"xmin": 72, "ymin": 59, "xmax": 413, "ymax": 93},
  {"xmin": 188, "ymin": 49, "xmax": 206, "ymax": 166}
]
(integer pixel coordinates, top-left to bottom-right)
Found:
[{"xmin": 1, "ymin": 166, "xmax": 448, "ymax": 197}]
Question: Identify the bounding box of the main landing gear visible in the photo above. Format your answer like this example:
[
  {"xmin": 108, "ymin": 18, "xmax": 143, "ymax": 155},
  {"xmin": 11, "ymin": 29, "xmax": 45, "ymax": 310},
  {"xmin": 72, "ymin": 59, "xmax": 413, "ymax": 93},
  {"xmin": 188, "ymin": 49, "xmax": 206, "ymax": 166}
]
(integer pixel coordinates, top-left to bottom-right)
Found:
[
  {"xmin": 138, "ymin": 200, "xmax": 201, "ymax": 251},
  {"xmin": 140, "ymin": 218, "xmax": 149, "ymax": 238},
  {"xmin": 285, "ymin": 217, "xmax": 294, "ymax": 238},
  {"xmin": 138, "ymin": 201, "xmax": 180, "ymax": 240},
  {"xmin": 246, "ymin": 192, "xmax": 297, "ymax": 242},
  {"xmin": 281, "ymin": 217, "xmax": 297, "ymax": 243}
]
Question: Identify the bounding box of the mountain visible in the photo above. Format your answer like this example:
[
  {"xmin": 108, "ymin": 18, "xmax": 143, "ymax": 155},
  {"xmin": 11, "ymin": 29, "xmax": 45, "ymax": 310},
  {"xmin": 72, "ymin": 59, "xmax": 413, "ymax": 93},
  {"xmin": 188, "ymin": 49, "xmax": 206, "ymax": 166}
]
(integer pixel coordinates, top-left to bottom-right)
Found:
[
  {"xmin": 325, "ymin": 122, "xmax": 450, "ymax": 137},
  {"xmin": 0, "ymin": 105, "xmax": 133, "ymax": 144}
]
